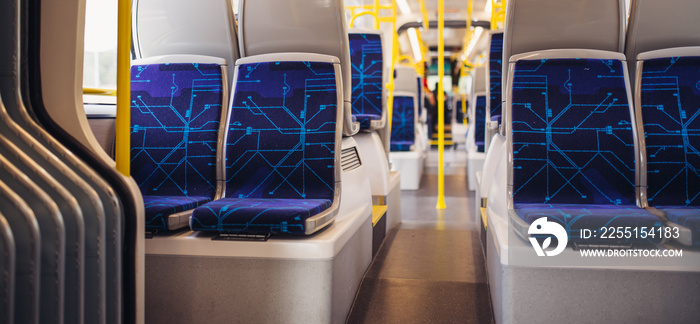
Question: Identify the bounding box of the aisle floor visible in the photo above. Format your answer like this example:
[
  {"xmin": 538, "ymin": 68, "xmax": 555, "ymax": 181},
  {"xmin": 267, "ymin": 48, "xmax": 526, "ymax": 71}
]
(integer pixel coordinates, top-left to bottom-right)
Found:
[{"xmin": 347, "ymin": 149, "xmax": 494, "ymax": 323}]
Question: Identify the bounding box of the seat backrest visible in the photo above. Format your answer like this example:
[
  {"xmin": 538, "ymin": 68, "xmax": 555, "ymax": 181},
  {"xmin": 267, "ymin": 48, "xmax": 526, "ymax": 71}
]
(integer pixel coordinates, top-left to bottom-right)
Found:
[
  {"xmin": 238, "ymin": 0, "xmax": 357, "ymax": 136},
  {"xmin": 472, "ymin": 96, "xmax": 486, "ymax": 153},
  {"xmin": 394, "ymin": 65, "xmax": 419, "ymax": 95},
  {"xmin": 487, "ymin": 30, "xmax": 504, "ymax": 123},
  {"xmin": 509, "ymin": 50, "xmax": 637, "ymax": 205},
  {"xmin": 469, "ymin": 67, "xmax": 487, "ymax": 152},
  {"xmin": 625, "ymin": 0, "xmax": 700, "ymax": 88},
  {"xmin": 417, "ymin": 76, "xmax": 424, "ymax": 118},
  {"xmin": 636, "ymin": 48, "xmax": 700, "ymax": 207},
  {"xmin": 390, "ymin": 92, "xmax": 417, "ymax": 151},
  {"xmin": 132, "ymin": 0, "xmax": 239, "ymax": 87},
  {"xmin": 349, "ymin": 28, "xmax": 386, "ymax": 129},
  {"xmin": 454, "ymin": 97, "xmax": 467, "ymax": 124},
  {"xmin": 503, "ymin": 0, "xmax": 626, "ymax": 96},
  {"xmin": 130, "ymin": 55, "xmax": 227, "ymax": 200},
  {"xmin": 224, "ymin": 53, "xmax": 342, "ymax": 201},
  {"xmin": 473, "ymin": 65, "xmax": 487, "ymax": 95}
]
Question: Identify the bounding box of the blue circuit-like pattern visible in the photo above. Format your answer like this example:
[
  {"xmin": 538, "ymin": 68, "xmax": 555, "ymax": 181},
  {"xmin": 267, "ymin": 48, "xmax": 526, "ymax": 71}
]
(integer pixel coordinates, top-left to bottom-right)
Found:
[
  {"xmin": 350, "ymin": 33, "xmax": 384, "ymax": 129},
  {"xmin": 417, "ymin": 77, "xmax": 423, "ymax": 117},
  {"xmin": 641, "ymin": 56, "xmax": 700, "ymax": 244},
  {"xmin": 390, "ymin": 95, "xmax": 415, "ymax": 151},
  {"xmin": 192, "ymin": 61, "xmax": 338, "ymax": 234},
  {"xmin": 512, "ymin": 58, "xmax": 636, "ymax": 205},
  {"xmin": 489, "ymin": 32, "xmax": 503, "ymax": 120},
  {"xmin": 131, "ymin": 62, "xmax": 223, "ymax": 229},
  {"xmin": 455, "ymin": 100, "xmax": 467, "ymax": 124},
  {"xmin": 474, "ymin": 96, "xmax": 486, "ymax": 152},
  {"xmin": 510, "ymin": 58, "xmax": 664, "ymax": 243}
]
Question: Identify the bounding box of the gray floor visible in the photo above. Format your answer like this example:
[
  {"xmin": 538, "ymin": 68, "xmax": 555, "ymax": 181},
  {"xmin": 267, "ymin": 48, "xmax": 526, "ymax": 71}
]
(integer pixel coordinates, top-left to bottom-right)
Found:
[{"xmin": 347, "ymin": 148, "xmax": 494, "ymax": 323}]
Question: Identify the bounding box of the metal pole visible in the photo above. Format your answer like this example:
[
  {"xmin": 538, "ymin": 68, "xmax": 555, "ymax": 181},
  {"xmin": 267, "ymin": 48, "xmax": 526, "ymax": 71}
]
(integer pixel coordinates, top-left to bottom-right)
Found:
[{"xmin": 436, "ymin": 0, "xmax": 446, "ymax": 209}]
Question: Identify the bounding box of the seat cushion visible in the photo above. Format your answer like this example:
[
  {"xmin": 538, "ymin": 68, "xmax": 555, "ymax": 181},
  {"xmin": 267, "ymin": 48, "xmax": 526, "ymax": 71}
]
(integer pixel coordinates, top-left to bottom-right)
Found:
[
  {"xmin": 390, "ymin": 141, "xmax": 414, "ymax": 152},
  {"xmin": 660, "ymin": 207, "xmax": 700, "ymax": 245},
  {"xmin": 355, "ymin": 113, "xmax": 381, "ymax": 129},
  {"xmin": 516, "ymin": 203, "xmax": 664, "ymax": 244},
  {"xmin": 144, "ymin": 196, "xmax": 212, "ymax": 230},
  {"xmin": 191, "ymin": 198, "xmax": 332, "ymax": 234}
]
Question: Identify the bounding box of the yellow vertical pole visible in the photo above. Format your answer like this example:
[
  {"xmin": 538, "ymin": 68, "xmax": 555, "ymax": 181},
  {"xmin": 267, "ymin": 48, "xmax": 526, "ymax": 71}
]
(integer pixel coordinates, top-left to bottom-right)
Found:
[
  {"xmin": 436, "ymin": 0, "xmax": 446, "ymax": 209},
  {"xmin": 115, "ymin": 0, "xmax": 131, "ymax": 176},
  {"xmin": 462, "ymin": 93, "xmax": 468, "ymax": 124},
  {"xmin": 386, "ymin": 0, "xmax": 397, "ymax": 133},
  {"xmin": 420, "ymin": 0, "xmax": 429, "ymax": 31},
  {"xmin": 374, "ymin": 0, "xmax": 381, "ymax": 30}
]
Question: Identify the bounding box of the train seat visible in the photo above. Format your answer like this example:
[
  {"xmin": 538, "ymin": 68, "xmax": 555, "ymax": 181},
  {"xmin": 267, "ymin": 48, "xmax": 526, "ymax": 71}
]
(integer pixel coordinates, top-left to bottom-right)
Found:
[
  {"xmin": 393, "ymin": 65, "xmax": 427, "ymax": 150},
  {"xmin": 509, "ymin": 50, "xmax": 662, "ymax": 244},
  {"xmin": 469, "ymin": 96, "xmax": 486, "ymax": 153},
  {"xmin": 635, "ymin": 49, "xmax": 700, "ymax": 246},
  {"xmin": 485, "ymin": 30, "xmax": 503, "ymax": 151},
  {"xmin": 390, "ymin": 94, "xmax": 417, "ymax": 152},
  {"xmin": 190, "ymin": 54, "xmax": 341, "ymax": 235},
  {"xmin": 467, "ymin": 67, "xmax": 487, "ymax": 191},
  {"xmin": 349, "ymin": 29, "xmax": 386, "ymax": 131},
  {"xmin": 390, "ymin": 66, "xmax": 426, "ymax": 190},
  {"xmin": 451, "ymin": 96, "xmax": 468, "ymax": 146},
  {"xmin": 130, "ymin": 55, "xmax": 228, "ymax": 231},
  {"xmin": 625, "ymin": 0, "xmax": 700, "ymax": 246}
]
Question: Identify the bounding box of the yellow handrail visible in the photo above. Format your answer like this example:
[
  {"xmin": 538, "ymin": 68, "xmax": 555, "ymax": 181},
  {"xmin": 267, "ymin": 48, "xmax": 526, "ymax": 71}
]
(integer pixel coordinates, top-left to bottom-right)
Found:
[
  {"xmin": 461, "ymin": 93, "xmax": 468, "ymax": 124},
  {"xmin": 396, "ymin": 55, "xmax": 416, "ymax": 66},
  {"xmin": 349, "ymin": 11, "xmax": 380, "ymax": 29},
  {"xmin": 83, "ymin": 87, "xmax": 117, "ymax": 96},
  {"xmin": 420, "ymin": 0, "xmax": 429, "ymax": 31},
  {"xmin": 491, "ymin": 0, "xmax": 507, "ymax": 30},
  {"xmin": 436, "ymin": 0, "xmax": 446, "ymax": 210},
  {"xmin": 115, "ymin": 0, "xmax": 131, "ymax": 176}
]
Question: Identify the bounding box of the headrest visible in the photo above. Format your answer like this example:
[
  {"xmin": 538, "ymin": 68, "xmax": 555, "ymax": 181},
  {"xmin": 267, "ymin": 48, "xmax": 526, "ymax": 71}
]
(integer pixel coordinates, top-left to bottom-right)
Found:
[
  {"xmin": 502, "ymin": 0, "xmax": 626, "ymax": 97},
  {"xmin": 394, "ymin": 65, "xmax": 419, "ymax": 94},
  {"xmin": 625, "ymin": 0, "xmax": 700, "ymax": 82},
  {"xmin": 238, "ymin": 0, "xmax": 351, "ymax": 102},
  {"xmin": 473, "ymin": 66, "xmax": 487, "ymax": 95},
  {"xmin": 132, "ymin": 0, "xmax": 239, "ymax": 67}
]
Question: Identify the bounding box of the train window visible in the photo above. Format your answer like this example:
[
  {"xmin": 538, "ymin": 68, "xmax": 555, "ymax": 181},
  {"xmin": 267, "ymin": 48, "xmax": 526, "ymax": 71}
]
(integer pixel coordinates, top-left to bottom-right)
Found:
[{"xmin": 83, "ymin": 0, "xmax": 117, "ymax": 91}]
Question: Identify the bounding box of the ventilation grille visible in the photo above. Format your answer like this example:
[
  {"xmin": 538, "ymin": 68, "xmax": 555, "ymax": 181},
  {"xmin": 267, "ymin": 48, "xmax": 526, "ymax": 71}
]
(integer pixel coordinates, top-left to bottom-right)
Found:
[{"xmin": 341, "ymin": 147, "xmax": 362, "ymax": 172}]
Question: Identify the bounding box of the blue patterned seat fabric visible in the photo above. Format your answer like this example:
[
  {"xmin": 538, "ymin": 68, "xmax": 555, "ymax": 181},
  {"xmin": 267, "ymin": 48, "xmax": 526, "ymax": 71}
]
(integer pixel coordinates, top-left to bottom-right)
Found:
[
  {"xmin": 390, "ymin": 95, "xmax": 415, "ymax": 151},
  {"xmin": 191, "ymin": 198, "xmax": 331, "ymax": 234},
  {"xmin": 511, "ymin": 58, "xmax": 661, "ymax": 243},
  {"xmin": 131, "ymin": 62, "xmax": 223, "ymax": 230},
  {"xmin": 516, "ymin": 203, "xmax": 663, "ymax": 244},
  {"xmin": 144, "ymin": 196, "xmax": 212, "ymax": 229},
  {"xmin": 349, "ymin": 33, "xmax": 383, "ymax": 130},
  {"xmin": 489, "ymin": 32, "xmax": 503, "ymax": 121},
  {"xmin": 474, "ymin": 96, "xmax": 486, "ymax": 152},
  {"xmin": 640, "ymin": 56, "xmax": 700, "ymax": 245},
  {"xmin": 417, "ymin": 77, "xmax": 423, "ymax": 117},
  {"xmin": 191, "ymin": 61, "xmax": 338, "ymax": 235},
  {"xmin": 455, "ymin": 100, "xmax": 466, "ymax": 124}
]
